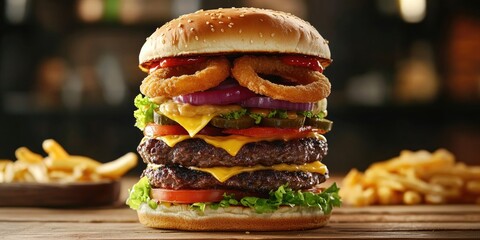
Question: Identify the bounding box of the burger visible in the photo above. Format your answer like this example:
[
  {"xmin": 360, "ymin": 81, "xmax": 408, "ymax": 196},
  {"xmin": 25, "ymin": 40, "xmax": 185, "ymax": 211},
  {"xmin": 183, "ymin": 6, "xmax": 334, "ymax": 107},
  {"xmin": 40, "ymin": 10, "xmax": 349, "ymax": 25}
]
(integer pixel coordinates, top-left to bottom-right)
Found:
[{"xmin": 126, "ymin": 7, "xmax": 340, "ymax": 231}]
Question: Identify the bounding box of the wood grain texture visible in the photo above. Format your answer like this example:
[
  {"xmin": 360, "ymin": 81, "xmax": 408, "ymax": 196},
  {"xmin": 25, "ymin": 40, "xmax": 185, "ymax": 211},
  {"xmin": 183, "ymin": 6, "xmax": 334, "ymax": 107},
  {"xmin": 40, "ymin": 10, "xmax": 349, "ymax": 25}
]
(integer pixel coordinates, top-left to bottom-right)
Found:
[
  {"xmin": 1, "ymin": 177, "xmax": 479, "ymax": 239},
  {"xmin": 0, "ymin": 180, "xmax": 120, "ymax": 207}
]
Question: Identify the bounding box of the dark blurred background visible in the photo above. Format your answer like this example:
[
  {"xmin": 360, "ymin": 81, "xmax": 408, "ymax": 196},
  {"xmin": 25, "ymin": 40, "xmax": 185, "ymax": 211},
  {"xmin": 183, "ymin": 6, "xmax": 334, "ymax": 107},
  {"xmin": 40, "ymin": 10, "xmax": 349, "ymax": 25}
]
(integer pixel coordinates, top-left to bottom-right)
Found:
[{"xmin": 1, "ymin": 0, "xmax": 479, "ymax": 174}]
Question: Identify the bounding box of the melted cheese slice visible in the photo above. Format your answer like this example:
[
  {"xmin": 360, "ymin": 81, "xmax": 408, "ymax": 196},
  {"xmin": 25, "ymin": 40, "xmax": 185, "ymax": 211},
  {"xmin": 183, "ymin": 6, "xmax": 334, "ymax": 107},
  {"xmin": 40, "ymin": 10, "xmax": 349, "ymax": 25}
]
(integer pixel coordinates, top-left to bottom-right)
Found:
[
  {"xmin": 161, "ymin": 111, "xmax": 215, "ymax": 137},
  {"xmin": 190, "ymin": 161, "xmax": 328, "ymax": 183},
  {"xmin": 158, "ymin": 133, "xmax": 326, "ymax": 156}
]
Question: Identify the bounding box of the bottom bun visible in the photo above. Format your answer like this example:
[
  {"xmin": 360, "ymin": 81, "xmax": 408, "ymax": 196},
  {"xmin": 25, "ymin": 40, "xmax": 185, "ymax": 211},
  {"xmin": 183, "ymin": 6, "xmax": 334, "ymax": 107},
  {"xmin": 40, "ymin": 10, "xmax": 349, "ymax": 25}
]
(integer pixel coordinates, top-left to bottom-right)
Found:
[{"xmin": 137, "ymin": 203, "xmax": 330, "ymax": 231}]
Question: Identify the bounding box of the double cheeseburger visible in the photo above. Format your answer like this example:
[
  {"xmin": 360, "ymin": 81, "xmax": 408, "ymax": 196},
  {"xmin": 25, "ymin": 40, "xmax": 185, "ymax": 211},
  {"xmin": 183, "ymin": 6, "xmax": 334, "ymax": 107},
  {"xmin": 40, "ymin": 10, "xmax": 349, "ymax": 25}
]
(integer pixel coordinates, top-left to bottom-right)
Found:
[{"xmin": 127, "ymin": 7, "xmax": 340, "ymax": 231}]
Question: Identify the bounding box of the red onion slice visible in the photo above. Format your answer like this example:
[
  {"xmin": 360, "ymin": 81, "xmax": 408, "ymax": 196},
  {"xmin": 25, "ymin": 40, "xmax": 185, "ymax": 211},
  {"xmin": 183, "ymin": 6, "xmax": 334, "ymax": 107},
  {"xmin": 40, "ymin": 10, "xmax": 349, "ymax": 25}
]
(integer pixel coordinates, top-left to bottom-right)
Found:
[
  {"xmin": 241, "ymin": 97, "xmax": 314, "ymax": 111},
  {"xmin": 173, "ymin": 86, "xmax": 257, "ymax": 105}
]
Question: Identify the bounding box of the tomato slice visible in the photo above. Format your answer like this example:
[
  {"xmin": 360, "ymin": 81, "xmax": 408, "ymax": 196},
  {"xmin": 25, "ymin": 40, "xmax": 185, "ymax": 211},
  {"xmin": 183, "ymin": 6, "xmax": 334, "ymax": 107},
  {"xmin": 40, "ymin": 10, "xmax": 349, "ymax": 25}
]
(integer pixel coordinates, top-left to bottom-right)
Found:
[
  {"xmin": 144, "ymin": 123, "xmax": 223, "ymax": 137},
  {"xmin": 150, "ymin": 188, "xmax": 245, "ymax": 203},
  {"xmin": 281, "ymin": 55, "xmax": 324, "ymax": 72},
  {"xmin": 223, "ymin": 126, "xmax": 318, "ymax": 138},
  {"xmin": 149, "ymin": 56, "xmax": 207, "ymax": 73}
]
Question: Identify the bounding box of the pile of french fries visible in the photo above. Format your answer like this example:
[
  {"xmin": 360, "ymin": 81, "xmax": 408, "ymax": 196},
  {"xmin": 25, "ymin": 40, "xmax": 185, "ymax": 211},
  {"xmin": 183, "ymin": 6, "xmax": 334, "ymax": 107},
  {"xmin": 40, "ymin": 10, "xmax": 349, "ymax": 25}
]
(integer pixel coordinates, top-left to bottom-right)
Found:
[
  {"xmin": 0, "ymin": 139, "xmax": 137, "ymax": 183},
  {"xmin": 340, "ymin": 149, "xmax": 480, "ymax": 206}
]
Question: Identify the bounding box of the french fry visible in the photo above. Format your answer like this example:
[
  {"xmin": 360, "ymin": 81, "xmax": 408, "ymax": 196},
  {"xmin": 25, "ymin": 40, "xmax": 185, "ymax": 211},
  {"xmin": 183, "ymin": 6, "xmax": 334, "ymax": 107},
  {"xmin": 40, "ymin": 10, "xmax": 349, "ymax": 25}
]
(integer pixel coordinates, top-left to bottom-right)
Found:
[
  {"xmin": 0, "ymin": 160, "xmax": 13, "ymax": 170},
  {"xmin": 4, "ymin": 163, "xmax": 14, "ymax": 182},
  {"xmin": 2, "ymin": 139, "xmax": 137, "ymax": 184},
  {"xmin": 341, "ymin": 149, "xmax": 480, "ymax": 206},
  {"xmin": 403, "ymin": 191, "xmax": 421, "ymax": 205},
  {"xmin": 466, "ymin": 181, "xmax": 480, "ymax": 194},
  {"xmin": 429, "ymin": 175, "xmax": 463, "ymax": 189},
  {"xmin": 15, "ymin": 147, "xmax": 43, "ymax": 163},
  {"xmin": 44, "ymin": 155, "xmax": 101, "ymax": 172},
  {"xmin": 27, "ymin": 164, "xmax": 49, "ymax": 183},
  {"xmin": 42, "ymin": 139, "xmax": 69, "ymax": 160},
  {"xmin": 425, "ymin": 194, "xmax": 445, "ymax": 204},
  {"xmin": 95, "ymin": 152, "xmax": 138, "ymax": 179}
]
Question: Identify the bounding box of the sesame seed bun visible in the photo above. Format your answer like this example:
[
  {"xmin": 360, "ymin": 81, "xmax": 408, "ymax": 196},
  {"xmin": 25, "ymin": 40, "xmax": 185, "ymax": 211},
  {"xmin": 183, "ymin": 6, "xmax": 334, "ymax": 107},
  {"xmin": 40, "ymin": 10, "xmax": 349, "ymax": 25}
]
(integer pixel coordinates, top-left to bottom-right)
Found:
[
  {"xmin": 136, "ymin": 203, "xmax": 330, "ymax": 231},
  {"xmin": 139, "ymin": 7, "xmax": 331, "ymax": 71}
]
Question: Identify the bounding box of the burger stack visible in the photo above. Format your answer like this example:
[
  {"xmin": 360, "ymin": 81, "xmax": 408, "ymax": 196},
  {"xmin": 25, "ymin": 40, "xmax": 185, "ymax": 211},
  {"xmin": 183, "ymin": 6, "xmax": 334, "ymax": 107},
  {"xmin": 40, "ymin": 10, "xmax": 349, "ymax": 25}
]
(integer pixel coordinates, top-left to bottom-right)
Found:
[{"xmin": 127, "ymin": 7, "xmax": 340, "ymax": 231}]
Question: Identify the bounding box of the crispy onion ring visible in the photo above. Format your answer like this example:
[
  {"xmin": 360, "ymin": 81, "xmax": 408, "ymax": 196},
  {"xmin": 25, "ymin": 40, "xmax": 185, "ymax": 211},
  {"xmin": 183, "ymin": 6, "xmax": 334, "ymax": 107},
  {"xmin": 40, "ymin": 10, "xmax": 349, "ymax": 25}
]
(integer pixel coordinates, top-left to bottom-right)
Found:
[
  {"xmin": 140, "ymin": 57, "xmax": 230, "ymax": 98},
  {"xmin": 232, "ymin": 56, "xmax": 331, "ymax": 103}
]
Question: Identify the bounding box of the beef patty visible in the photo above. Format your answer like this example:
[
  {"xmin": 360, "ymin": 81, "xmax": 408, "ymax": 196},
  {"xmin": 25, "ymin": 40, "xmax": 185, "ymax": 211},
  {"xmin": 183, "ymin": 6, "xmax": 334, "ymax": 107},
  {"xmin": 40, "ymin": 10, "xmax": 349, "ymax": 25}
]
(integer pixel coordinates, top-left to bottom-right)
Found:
[
  {"xmin": 138, "ymin": 137, "xmax": 328, "ymax": 168},
  {"xmin": 143, "ymin": 165, "xmax": 327, "ymax": 193}
]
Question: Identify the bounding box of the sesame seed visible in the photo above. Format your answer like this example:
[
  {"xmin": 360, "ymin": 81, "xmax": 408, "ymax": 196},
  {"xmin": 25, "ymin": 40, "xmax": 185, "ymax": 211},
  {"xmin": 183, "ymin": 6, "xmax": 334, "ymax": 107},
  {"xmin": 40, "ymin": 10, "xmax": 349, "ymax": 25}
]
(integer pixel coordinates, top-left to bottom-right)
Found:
[
  {"xmin": 271, "ymin": 33, "xmax": 275, "ymax": 37},
  {"xmin": 211, "ymin": 17, "xmax": 217, "ymax": 20},
  {"xmin": 178, "ymin": 23, "xmax": 183, "ymax": 27},
  {"xmin": 227, "ymin": 16, "xmax": 231, "ymax": 20},
  {"xmin": 250, "ymin": 40, "xmax": 253, "ymax": 44},
  {"xmin": 324, "ymin": 39, "xmax": 329, "ymax": 44},
  {"xmin": 221, "ymin": 28, "xmax": 224, "ymax": 32},
  {"xmin": 204, "ymin": 13, "xmax": 209, "ymax": 16},
  {"xmin": 187, "ymin": 19, "xmax": 193, "ymax": 23},
  {"xmin": 211, "ymin": 28, "xmax": 215, "ymax": 32},
  {"xmin": 195, "ymin": 36, "xmax": 199, "ymax": 40},
  {"xmin": 209, "ymin": 25, "xmax": 213, "ymax": 28},
  {"xmin": 239, "ymin": 14, "xmax": 245, "ymax": 17},
  {"xmin": 206, "ymin": 21, "xmax": 210, "ymax": 25},
  {"xmin": 259, "ymin": 18, "xmax": 264, "ymax": 22},
  {"xmin": 259, "ymin": 32, "xmax": 263, "ymax": 38},
  {"xmin": 218, "ymin": 21, "xmax": 224, "ymax": 24},
  {"xmin": 190, "ymin": 27, "xmax": 195, "ymax": 31},
  {"xmin": 239, "ymin": 29, "xmax": 242, "ymax": 34}
]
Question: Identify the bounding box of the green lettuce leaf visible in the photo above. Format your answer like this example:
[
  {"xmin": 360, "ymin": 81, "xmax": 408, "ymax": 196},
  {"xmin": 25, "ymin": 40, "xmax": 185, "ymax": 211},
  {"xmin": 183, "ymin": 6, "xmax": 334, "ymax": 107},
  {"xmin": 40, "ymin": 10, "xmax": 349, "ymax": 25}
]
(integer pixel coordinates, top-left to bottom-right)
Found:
[
  {"xmin": 126, "ymin": 177, "xmax": 341, "ymax": 215},
  {"xmin": 299, "ymin": 110, "xmax": 325, "ymax": 119},
  {"xmin": 126, "ymin": 177, "xmax": 157, "ymax": 210},
  {"xmin": 133, "ymin": 94, "xmax": 158, "ymax": 130},
  {"xmin": 202, "ymin": 183, "xmax": 341, "ymax": 214}
]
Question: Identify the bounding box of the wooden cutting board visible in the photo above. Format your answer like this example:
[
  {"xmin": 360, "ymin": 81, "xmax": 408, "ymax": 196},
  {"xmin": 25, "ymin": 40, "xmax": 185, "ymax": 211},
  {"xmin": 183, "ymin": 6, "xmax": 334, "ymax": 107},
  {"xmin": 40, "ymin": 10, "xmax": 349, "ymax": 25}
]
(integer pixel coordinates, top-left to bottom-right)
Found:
[
  {"xmin": 0, "ymin": 204, "xmax": 479, "ymax": 239},
  {"xmin": 0, "ymin": 180, "xmax": 120, "ymax": 207}
]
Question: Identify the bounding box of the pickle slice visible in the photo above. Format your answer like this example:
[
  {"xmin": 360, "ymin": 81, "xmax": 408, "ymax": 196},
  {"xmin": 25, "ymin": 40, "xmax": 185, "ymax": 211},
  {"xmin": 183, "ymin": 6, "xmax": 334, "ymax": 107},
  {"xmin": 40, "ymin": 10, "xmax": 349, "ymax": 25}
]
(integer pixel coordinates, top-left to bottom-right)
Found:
[
  {"xmin": 153, "ymin": 112, "xmax": 179, "ymax": 125},
  {"xmin": 305, "ymin": 118, "xmax": 333, "ymax": 132},
  {"xmin": 260, "ymin": 116, "xmax": 306, "ymax": 128}
]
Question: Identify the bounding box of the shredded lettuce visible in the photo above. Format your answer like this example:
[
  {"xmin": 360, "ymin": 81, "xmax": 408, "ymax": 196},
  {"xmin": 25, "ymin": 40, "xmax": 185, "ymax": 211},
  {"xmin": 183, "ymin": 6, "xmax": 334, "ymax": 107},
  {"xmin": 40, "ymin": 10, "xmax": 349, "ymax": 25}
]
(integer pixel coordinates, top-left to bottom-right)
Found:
[
  {"xmin": 299, "ymin": 110, "xmax": 325, "ymax": 119},
  {"xmin": 206, "ymin": 183, "xmax": 341, "ymax": 214},
  {"xmin": 220, "ymin": 109, "xmax": 248, "ymax": 120},
  {"xmin": 267, "ymin": 109, "xmax": 288, "ymax": 119},
  {"xmin": 126, "ymin": 177, "xmax": 157, "ymax": 210},
  {"xmin": 133, "ymin": 94, "xmax": 158, "ymax": 130},
  {"xmin": 127, "ymin": 176, "xmax": 341, "ymax": 214},
  {"xmin": 249, "ymin": 113, "xmax": 263, "ymax": 124}
]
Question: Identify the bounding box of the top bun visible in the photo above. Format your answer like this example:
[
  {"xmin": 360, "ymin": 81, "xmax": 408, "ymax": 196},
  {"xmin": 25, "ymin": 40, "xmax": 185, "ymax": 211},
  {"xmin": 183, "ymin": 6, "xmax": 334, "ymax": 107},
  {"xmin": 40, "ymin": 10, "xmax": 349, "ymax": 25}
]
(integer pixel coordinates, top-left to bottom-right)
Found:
[{"xmin": 139, "ymin": 7, "xmax": 331, "ymax": 70}]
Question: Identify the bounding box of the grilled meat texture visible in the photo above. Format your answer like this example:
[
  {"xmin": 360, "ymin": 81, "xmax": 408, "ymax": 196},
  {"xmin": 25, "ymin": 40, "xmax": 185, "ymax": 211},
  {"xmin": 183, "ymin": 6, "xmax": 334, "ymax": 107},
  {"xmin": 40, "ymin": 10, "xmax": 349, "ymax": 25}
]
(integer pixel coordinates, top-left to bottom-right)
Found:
[
  {"xmin": 138, "ymin": 137, "xmax": 328, "ymax": 168},
  {"xmin": 143, "ymin": 165, "xmax": 327, "ymax": 193}
]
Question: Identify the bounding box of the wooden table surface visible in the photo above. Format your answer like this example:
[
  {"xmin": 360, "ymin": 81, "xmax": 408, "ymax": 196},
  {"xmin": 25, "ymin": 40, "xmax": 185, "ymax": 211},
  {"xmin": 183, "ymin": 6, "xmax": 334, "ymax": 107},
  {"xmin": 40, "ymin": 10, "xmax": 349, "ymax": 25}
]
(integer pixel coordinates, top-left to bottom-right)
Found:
[{"xmin": 1, "ymin": 177, "xmax": 479, "ymax": 239}]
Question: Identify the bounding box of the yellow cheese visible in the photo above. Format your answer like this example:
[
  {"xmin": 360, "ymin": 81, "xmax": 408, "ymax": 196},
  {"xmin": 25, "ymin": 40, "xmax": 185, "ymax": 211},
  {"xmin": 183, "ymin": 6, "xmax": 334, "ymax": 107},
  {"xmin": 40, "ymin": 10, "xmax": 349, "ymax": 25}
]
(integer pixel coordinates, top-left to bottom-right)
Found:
[
  {"xmin": 190, "ymin": 161, "xmax": 328, "ymax": 183},
  {"xmin": 161, "ymin": 112, "xmax": 215, "ymax": 137},
  {"xmin": 158, "ymin": 135, "xmax": 191, "ymax": 147},
  {"xmin": 159, "ymin": 134, "xmax": 326, "ymax": 157}
]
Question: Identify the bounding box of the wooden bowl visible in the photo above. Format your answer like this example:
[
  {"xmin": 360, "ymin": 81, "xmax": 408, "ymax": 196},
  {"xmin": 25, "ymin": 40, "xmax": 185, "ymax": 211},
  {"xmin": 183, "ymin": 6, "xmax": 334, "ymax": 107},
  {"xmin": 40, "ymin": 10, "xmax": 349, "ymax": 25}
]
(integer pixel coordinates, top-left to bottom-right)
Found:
[{"xmin": 0, "ymin": 180, "xmax": 120, "ymax": 207}]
